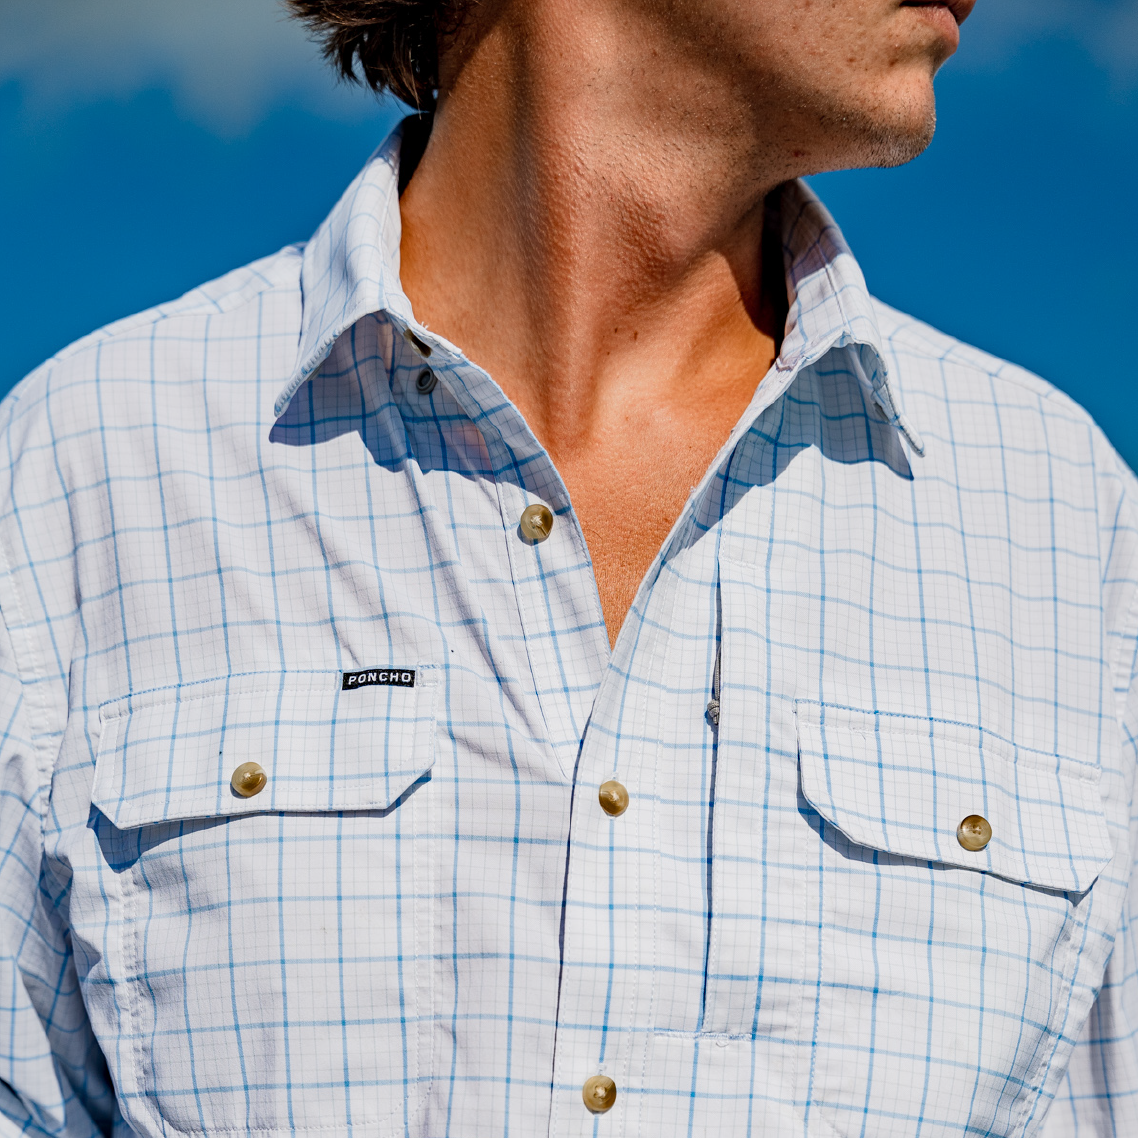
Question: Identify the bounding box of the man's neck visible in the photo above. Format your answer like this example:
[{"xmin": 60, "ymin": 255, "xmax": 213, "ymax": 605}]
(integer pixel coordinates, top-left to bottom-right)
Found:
[
  {"xmin": 401, "ymin": 0, "xmax": 793, "ymax": 437},
  {"xmin": 397, "ymin": 0, "xmax": 790, "ymax": 646}
]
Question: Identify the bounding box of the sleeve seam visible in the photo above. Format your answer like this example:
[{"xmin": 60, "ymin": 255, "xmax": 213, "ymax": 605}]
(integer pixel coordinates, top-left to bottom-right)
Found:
[
  {"xmin": 1111, "ymin": 580, "xmax": 1138, "ymax": 733},
  {"xmin": 0, "ymin": 536, "xmax": 59, "ymax": 808}
]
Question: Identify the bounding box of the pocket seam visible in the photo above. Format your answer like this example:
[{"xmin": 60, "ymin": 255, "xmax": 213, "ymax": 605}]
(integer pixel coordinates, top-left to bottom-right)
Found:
[
  {"xmin": 794, "ymin": 699, "xmax": 1102, "ymax": 779},
  {"xmin": 100, "ymin": 668, "xmax": 443, "ymax": 723}
]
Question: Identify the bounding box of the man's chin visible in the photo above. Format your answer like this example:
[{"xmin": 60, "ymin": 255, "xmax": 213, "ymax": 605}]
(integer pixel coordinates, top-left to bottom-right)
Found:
[
  {"xmin": 825, "ymin": 96, "xmax": 939, "ymax": 174},
  {"xmin": 865, "ymin": 112, "xmax": 938, "ymax": 169},
  {"xmin": 780, "ymin": 77, "xmax": 940, "ymax": 179}
]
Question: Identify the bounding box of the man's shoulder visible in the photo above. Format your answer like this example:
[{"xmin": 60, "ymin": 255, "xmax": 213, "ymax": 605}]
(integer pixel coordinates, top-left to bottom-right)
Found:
[
  {"xmin": 0, "ymin": 244, "xmax": 306, "ymax": 450},
  {"xmin": 871, "ymin": 296, "xmax": 1133, "ymax": 476},
  {"xmin": 873, "ymin": 297, "xmax": 1081, "ymax": 411},
  {"xmin": 871, "ymin": 298, "xmax": 1138, "ymax": 586}
]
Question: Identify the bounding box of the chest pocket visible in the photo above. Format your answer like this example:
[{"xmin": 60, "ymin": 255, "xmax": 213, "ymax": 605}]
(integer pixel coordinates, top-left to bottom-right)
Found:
[
  {"xmin": 90, "ymin": 669, "xmax": 440, "ymax": 1138},
  {"xmin": 795, "ymin": 700, "xmax": 1113, "ymax": 892},
  {"xmin": 793, "ymin": 699, "xmax": 1114, "ymax": 1137}
]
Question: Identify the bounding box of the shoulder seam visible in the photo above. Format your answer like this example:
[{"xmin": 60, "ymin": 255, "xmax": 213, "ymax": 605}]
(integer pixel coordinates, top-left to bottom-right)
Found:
[
  {"xmin": 39, "ymin": 246, "xmax": 303, "ymax": 373},
  {"xmin": 875, "ymin": 302, "xmax": 1093, "ymax": 415}
]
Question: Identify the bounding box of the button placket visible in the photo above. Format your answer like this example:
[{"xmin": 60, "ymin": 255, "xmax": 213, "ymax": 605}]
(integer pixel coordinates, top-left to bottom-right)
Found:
[
  {"xmin": 553, "ymin": 567, "xmax": 699, "ymax": 1136},
  {"xmin": 496, "ymin": 478, "xmax": 609, "ymax": 774},
  {"xmin": 393, "ymin": 324, "xmax": 613, "ymax": 761},
  {"xmin": 390, "ymin": 325, "xmax": 604, "ymax": 766}
]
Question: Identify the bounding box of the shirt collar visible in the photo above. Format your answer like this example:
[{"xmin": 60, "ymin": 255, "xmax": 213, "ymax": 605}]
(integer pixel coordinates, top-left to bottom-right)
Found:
[
  {"xmin": 274, "ymin": 124, "xmax": 412, "ymax": 419},
  {"xmin": 276, "ymin": 117, "xmax": 923, "ymax": 455},
  {"xmin": 774, "ymin": 179, "xmax": 924, "ymax": 453}
]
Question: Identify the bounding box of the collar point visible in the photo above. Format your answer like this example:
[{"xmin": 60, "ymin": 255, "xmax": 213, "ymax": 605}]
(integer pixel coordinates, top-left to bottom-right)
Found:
[{"xmin": 898, "ymin": 416, "xmax": 926, "ymax": 457}]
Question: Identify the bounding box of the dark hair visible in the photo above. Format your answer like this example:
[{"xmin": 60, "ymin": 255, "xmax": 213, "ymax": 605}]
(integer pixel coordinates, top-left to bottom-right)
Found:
[{"xmin": 286, "ymin": 1, "xmax": 460, "ymax": 108}]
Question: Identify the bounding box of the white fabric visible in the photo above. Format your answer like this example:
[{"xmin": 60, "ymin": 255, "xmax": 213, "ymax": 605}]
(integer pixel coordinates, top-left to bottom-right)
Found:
[{"xmin": 1, "ymin": 121, "xmax": 1136, "ymax": 1137}]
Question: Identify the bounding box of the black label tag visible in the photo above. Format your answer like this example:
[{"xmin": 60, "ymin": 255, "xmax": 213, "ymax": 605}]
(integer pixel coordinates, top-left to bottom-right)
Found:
[{"xmin": 342, "ymin": 668, "xmax": 416, "ymax": 691}]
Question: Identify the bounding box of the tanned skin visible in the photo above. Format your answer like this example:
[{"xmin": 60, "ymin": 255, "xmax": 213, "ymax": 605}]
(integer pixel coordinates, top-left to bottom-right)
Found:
[{"xmin": 400, "ymin": 0, "xmax": 975, "ymax": 647}]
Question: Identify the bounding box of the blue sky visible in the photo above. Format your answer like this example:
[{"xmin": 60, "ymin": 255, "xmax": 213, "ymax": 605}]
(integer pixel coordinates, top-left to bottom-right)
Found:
[{"xmin": 2, "ymin": 0, "xmax": 1136, "ymax": 469}]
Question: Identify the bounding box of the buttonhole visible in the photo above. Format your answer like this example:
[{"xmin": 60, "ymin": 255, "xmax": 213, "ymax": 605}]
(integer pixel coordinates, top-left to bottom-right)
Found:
[{"xmin": 404, "ymin": 328, "xmax": 433, "ymax": 357}]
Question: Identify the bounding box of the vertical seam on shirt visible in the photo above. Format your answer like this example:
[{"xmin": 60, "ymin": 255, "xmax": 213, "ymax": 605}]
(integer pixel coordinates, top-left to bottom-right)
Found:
[
  {"xmin": 491, "ymin": 471, "xmax": 577, "ymax": 778},
  {"xmin": 1110, "ymin": 583, "xmax": 1138, "ymax": 730},
  {"xmin": 645, "ymin": 540, "xmax": 682, "ymax": 1045},
  {"xmin": 123, "ymin": 833, "xmax": 152, "ymax": 1131},
  {"xmin": 1010, "ymin": 896, "xmax": 1089, "ymax": 1138},
  {"xmin": 0, "ymin": 539, "xmax": 55, "ymax": 793}
]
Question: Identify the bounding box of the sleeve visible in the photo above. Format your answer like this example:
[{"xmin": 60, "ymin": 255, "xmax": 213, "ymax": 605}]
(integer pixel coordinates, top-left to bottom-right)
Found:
[
  {"xmin": 0, "ymin": 609, "xmax": 116, "ymax": 1138},
  {"xmin": 1042, "ymin": 645, "xmax": 1138, "ymax": 1135},
  {"xmin": 1041, "ymin": 467, "xmax": 1138, "ymax": 1135}
]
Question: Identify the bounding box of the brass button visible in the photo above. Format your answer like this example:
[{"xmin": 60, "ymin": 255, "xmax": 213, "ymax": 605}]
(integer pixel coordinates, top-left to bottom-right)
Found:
[
  {"xmin": 415, "ymin": 368, "xmax": 437, "ymax": 394},
  {"xmin": 957, "ymin": 814, "xmax": 992, "ymax": 852},
  {"xmin": 598, "ymin": 780, "xmax": 629, "ymax": 817},
  {"xmin": 582, "ymin": 1074, "xmax": 617, "ymax": 1114},
  {"xmin": 231, "ymin": 762, "xmax": 267, "ymax": 798},
  {"xmin": 519, "ymin": 503, "xmax": 554, "ymax": 543}
]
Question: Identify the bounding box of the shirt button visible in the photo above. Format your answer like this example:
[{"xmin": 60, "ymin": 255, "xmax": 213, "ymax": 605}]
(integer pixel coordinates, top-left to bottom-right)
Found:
[
  {"xmin": 415, "ymin": 368, "xmax": 437, "ymax": 394},
  {"xmin": 598, "ymin": 780, "xmax": 629, "ymax": 817},
  {"xmin": 957, "ymin": 814, "xmax": 992, "ymax": 851},
  {"xmin": 519, "ymin": 503, "xmax": 554, "ymax": 542},
  {"xmin": 582, "ymin": 1074, "xmax": 617, "ymax": 1114},
  {"xmin": 231, "ymin": 762, "xmax": 267, "ymax": 798}
]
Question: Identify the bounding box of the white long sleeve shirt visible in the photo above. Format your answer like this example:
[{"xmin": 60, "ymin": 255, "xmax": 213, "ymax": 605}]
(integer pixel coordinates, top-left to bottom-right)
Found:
[{"xmin": 1, "ymin": 120, "xmax": 1137, "ymax": 1137}]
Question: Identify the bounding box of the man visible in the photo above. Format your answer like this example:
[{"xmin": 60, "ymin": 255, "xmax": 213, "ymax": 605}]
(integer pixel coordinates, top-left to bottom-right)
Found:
[{"xmin": 1, "ymin": 0, "xmax": 1135, "ymax": 1134}]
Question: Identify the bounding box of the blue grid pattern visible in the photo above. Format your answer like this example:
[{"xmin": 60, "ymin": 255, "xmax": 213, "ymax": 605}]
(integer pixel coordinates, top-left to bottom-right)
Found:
[{"xmin": 1, "ymin": 119, "xmax": 1137, "ymax": 1137}]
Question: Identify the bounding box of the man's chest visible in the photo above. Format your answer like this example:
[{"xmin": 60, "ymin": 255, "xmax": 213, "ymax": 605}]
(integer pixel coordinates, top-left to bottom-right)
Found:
[{"xmin": 46, "ymin": 360, "xmax": 1127, "ymax": 1138}]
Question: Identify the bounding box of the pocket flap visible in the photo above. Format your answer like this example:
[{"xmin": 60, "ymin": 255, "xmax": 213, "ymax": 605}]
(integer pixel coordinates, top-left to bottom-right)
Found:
[
  {"xmin": 93, "ymin": 669, "xmax": 440, "ymax": 829},
  {"xmin": 795, "ymin": 700, "xmax": 1112, "ymax": 892}
]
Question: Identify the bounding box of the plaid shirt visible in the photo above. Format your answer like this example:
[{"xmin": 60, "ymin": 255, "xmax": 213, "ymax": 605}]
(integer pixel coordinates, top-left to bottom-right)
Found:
[{"xmin": 2, "ymin": 120, "xmax": 1137, "ymax": 1138}]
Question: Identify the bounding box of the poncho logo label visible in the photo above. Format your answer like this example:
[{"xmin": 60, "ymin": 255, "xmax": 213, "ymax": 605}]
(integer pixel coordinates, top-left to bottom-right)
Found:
[{"xmin": 342, "ymin": 668, "xmax": 416, "ymax": 691}]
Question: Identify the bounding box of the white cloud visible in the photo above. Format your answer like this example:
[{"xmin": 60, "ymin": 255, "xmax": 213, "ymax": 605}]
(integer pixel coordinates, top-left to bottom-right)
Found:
[
  {"xmin": 959, "ymin": 0, "xmax": 1138, "ymax": 83},
  {"xmin": 0, "ymin": 0, "xmax": 391, "ymax": 133},
  {"xmin": 0, "ymin": 0, "xmax": 1134, "ymax": 136}
]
